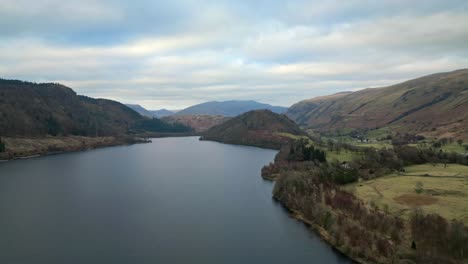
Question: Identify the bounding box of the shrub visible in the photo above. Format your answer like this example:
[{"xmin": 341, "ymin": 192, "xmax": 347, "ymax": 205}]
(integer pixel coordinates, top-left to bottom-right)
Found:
[{"xmin": 415, "ymin": 181, "xmax": 424, "ymax": 194}]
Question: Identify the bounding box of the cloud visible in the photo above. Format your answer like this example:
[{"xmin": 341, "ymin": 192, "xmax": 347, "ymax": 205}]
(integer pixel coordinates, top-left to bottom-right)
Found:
[{"xmin": 0, "ymin": 0, "xmax": 467, "ymax": 109}]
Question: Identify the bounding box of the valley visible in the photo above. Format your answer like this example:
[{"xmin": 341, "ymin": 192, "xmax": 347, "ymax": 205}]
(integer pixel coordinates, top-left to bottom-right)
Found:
[
  {"xmin": 2, "ymin": 2, "xmax": 467, "ymax": 263},
  {"xmin": 1, "ymin": 69, "xmax": 468, "ymax": 264}
]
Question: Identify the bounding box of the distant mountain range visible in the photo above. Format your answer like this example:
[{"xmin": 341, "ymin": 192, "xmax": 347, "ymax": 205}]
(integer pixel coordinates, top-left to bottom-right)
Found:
[
  {"xmin": 125, "ymin": 104, "xmax": 175, "ymax": 118},
  {"xmin": 151, "ymin": 109, "xmax": 175, "ymax": 118},
  {"xmin": 125, "ymin": 100, "xmax": 288, "ymax": 132},
  {"xmin": 0, "ymin": 79, "xmax": 191, "ymax": 137},
  {"xmin": 4, "ymin": 68, "xmax": 466, "ymax": 140},
  {"xmin": 202, "ymin": 110, "xmax": 306, "ymax": 149},
  {"xmin": 287, "ymin": 69, "xmax": 468, "ymax": 139},
  {"xmin": 128, "ymin": 100, "xmax": 287, "ymax": 118},
  {"xmin": 125, "ymin": 104, "xmax": 154, "ymax": 117},
  {"xmin": 175, "ymin": 100, "xmax": 288, "ymax": 117}
]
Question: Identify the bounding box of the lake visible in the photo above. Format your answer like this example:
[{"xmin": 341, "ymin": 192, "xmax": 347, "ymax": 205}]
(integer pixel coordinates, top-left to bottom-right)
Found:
[{"xmin": 0, "ymin": 137, "xmax": 351, "ymax": 263}]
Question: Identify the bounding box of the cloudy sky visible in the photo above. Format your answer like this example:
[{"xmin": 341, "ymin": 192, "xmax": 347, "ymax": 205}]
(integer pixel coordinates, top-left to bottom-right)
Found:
[{"xmin": 1, "ymin": 0, "xmax": 467, "ymax": 109}]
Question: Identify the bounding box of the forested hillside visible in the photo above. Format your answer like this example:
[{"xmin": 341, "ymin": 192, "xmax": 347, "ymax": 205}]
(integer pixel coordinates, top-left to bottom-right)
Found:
[
  {"xmin": 202, "ymin": 110, "xmax": 306, "ymax": 149},
  {"xmin": 0, "ymin": 79, "xmax": 191, "ymax": 137}
]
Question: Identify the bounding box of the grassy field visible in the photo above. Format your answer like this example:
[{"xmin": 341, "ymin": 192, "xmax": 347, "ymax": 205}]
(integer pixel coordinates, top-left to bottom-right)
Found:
[
  {"xmin": 407, "ymin": 142, "xmax": 467, "ymax": 154},
  {"xmin": 326, "ymin": 150, "xmax": 359, "ymax": 162},
  {"xmin": 350, "ymin": 142, "xmax": 393, "ymax": 149},
  {"xmin": 366, "ymin": 127, "xmax": 392, "ymax": 139},
  {"xmin": 276, "ymin": 132, "xmax": 309, "ymax": 141},
  {"xmin": 312, "ymin": 131, "xmax": 393, "ymax": 150},
  {"xmin": 346, "ymin": 164, "xmax": 468, "ymax": 224},
  {"xmin": 349, "ymin": 140, "xmax": 468, "ymax": 151},
  {"xmin": 441, "ymin": 142, "xmax": 467, "ymax": 153}
]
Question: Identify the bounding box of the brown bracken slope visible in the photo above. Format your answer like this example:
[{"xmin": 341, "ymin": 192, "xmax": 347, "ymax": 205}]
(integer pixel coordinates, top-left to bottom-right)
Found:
[
  {"xmin": 287, "ymin": 69, "xmax": 468, "ymax": 139},
  {"xmin": 162, "ymin": 115, "xmax": 229, "ymax": 132}
]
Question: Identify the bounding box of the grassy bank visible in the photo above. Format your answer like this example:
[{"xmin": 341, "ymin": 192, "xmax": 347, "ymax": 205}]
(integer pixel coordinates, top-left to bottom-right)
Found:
[{"xmin": 0, "ymin": 136, "xmax": 149, "ymax": 160}]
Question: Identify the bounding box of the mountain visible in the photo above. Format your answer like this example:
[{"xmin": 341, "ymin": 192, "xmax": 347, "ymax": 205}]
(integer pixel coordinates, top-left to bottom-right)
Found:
[
  {"xmin": 0, "ymin": 79, "xmax": 191, "ymax": 137},
  {"xmin": 176, "ymin": 100, "xmax": 288, "ymax": 117},
  {"xmin": 125, "ymin": 104, "xmax": 175, "ymax": 118},
  {"xmin": 287, "ymin": 69, "xmax": 468, "ymax": 139},
  {"xmin": 151, "ymin": 109, "xmax": 175, "ymax": 118},
  {"xmin": 162, "ymin": 115, "xmax": 229, "ymax": 132},
  {"xmin": 125, "ymin": 104, "xmax": 154, "ymax": 117},
  {"xmin": 202, "ymin": 110, "xmax": 306, "ymax": 149}
]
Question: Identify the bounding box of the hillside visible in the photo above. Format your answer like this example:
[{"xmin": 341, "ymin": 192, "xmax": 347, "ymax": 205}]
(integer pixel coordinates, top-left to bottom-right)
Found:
[
  {"xmin": 287, "ymin": 69, "xmax": 468, "ymax": 139},
  {"xmin": 202, "ymin": 110, "xmax": 306, "ymax": 149},
  {"xmin": 0, "ymin": 79, "xmax": 191, "ymax": 137},
  {"xmin": 151, "ymin": 109, "xmax": 175, "ymax": 118},
  {"xmin": 163, "ymin": 115, "xmax": 228, "ymax": 132},
  {"xmin": 125, "ymin": 104, "xmax": 175, "ymax": 118},
  {"xmin": 176, "ymin": 100, "xmax": 287, "ymax": 117},
  {"xmin": 125, "ymin": 104, "xmax": 154, "ymax": 117}
]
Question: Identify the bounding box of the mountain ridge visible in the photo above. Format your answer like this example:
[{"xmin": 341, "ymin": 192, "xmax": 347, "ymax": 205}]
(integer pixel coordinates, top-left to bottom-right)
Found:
[
  {"xmin": 125, "ymin": 104, "xmax": 154, "ymax": 117},
  {"xmin": 125, "ymin": 104, "xmax": 175, "ymax": 118},
  {"xmin": 286, "ymin": 69, "xmax": 468, "ymax": 139},
  {"xmin": 176, "ymin": 100, "xmax": 287, "ymax": 117}
]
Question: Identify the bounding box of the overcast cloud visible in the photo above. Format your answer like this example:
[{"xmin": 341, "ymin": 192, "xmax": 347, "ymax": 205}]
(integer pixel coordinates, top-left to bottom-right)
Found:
[{"xmin": 1, "ymin": 0, "xmax": 467, "ymax": 109}]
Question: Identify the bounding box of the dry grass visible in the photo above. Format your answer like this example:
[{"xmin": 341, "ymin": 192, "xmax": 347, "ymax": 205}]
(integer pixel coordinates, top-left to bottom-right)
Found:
[
  {"xmin": 346, "ymin": 164, "xmax": 468, "ymax": 224},
  {"xmin": 394, "ymin": 193, "xmax": 438, "ymax": 207},
  {"xmin": 350, "ymin": 142, "xmax": 393, "ymax": 149}
]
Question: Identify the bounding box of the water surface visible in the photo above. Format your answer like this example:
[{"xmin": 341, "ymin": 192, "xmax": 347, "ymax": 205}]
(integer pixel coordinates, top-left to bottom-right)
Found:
[{"xmin": 0, "ymin": 137, "xmax": 351, "ymax": 263}]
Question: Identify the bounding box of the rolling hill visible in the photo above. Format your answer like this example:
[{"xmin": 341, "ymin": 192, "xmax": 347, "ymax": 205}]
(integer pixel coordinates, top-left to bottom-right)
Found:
[
  {"xmin": 202, "ymin": 110, "xmax": 306, "ymax": 149},
  {"xmin": 176, "ymin": 100, "xmax": 287, "ymax": 117},
  {"xmin": 0, "ymin": 79, "xmax": 191, "ymax": 137},
  {"xmin": 287, "ymin": 69, "xmax": 468, "ymax": 139}
]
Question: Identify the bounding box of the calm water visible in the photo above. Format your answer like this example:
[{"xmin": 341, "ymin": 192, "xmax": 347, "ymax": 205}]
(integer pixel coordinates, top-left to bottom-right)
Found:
[{"xmin": 0, "ymin": 137, "xmax": 351, "ymax": 263}]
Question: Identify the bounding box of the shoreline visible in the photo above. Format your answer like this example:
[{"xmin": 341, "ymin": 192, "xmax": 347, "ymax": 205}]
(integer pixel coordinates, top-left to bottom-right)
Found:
[
  {"xmin": 199, "ymin": 137, "xmax": 281, "ymax": 150},
  {"xmin": 272, "ymin": 195, "xmax": 365, "ymax": 264},
  {"xmin": 202, "ymin": 139, "xmax": 360, "ymax": 262},
  {"xmin": 264, "ymin": 172, "xmax": 363, "ymax": 264},
  {"xmin": 0, "ymin": 144, "xmax": 131, "ymax": 162},
  {"xmin": 2, "ymin": 135, "xmax": 361, "ymax": 263},
  {"xmin": 0, "ymin": 136, "xmax": 367, "ymax": 262},
  {"xmin": 0, "ymin": 136, "xmax": 151, "ymax": 162},
  {"xmin": 0, "ymin": 134, "xmax": 203, "ymax": 162}
]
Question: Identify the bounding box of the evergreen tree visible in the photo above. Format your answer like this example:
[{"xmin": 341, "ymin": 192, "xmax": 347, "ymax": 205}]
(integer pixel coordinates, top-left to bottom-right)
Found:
[{"xmin": 0, "ymin": 137, "xmax": 5, "ymax": 152}]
